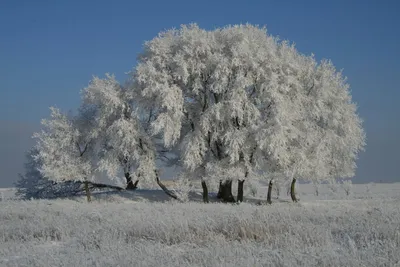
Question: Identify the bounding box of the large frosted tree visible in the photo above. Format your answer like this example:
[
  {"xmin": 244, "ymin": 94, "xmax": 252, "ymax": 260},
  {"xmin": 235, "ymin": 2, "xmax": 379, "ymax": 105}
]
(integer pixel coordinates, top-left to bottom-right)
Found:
[
  {"xmin": 31, "ymin": 23, "xmax": 365, "ymax": 203},
  {"xmin": 132, "ymin": 23, "xmax": 365, "ymax": 202}
]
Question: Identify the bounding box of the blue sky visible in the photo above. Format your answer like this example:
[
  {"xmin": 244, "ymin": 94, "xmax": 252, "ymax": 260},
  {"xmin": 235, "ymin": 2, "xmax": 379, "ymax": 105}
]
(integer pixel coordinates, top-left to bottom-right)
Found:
[{"xmin": 0, "ymin": 0, "xmax": 399, "ymax": 186}]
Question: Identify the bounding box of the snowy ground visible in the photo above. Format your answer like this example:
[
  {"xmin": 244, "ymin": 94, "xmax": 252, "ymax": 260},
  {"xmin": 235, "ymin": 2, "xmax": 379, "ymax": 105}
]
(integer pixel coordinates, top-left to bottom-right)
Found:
[{"xmin": 0, "ymin": 183, "xmax": 399, "ymax": 266}]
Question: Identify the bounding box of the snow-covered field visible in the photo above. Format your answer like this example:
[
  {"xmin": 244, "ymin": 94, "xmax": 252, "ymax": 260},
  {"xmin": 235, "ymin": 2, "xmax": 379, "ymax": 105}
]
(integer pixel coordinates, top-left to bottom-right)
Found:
[{"xmin": 0, "ymin": 183, "xmax": 399, "ymax": 266}]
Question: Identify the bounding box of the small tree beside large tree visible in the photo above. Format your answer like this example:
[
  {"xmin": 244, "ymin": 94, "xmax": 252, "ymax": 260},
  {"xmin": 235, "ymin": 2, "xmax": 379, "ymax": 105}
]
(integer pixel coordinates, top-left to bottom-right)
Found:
[{"xmin": 33, "ymin": 107, "xmax": 96, "ymax": 202}]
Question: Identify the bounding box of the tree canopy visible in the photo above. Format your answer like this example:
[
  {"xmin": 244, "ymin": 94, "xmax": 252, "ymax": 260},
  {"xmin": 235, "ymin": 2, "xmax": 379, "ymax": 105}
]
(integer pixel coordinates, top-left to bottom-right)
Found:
[{"xmin": 27, "ymin": 24, "xmax": 365, "ymax": 202}]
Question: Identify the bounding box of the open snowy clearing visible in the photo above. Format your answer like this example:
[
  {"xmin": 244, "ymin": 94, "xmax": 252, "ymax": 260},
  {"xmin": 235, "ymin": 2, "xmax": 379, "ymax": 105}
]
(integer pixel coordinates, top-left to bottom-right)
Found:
[{"xmin": 0, "ymin": 183, "xmax": 399, "ymax": 267}]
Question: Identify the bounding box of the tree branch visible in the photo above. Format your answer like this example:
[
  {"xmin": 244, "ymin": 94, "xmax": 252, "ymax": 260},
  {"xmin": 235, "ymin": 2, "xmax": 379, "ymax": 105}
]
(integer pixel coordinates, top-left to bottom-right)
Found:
[
  {"xmin": 76, "ymin": 142, "xmax": 88, "ymax": 157},
  {"xmin": 307, "ymin": 80, "xmax": 315, "ymax": 96},
  {"xmin": 154, "ymin": 170, "xmax": 180, "ymax": 200}
]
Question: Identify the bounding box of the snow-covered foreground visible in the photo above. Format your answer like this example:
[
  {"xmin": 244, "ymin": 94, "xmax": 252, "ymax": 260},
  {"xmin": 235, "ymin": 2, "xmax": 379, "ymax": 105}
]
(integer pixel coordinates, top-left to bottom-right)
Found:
[{"xmin": 0, "ymin": 183, "xmax": 399, "ymax": 266}]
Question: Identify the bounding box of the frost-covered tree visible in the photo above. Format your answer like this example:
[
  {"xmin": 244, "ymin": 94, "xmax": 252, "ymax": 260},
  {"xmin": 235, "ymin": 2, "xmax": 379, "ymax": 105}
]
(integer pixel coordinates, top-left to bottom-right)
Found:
[
  {"xmin": 132, "ymin": 23, "xmax": 365, "ymax": 203},
  {"xmin": 31, "ymin": 74, "xmax": 179, "ymax": 202},
  {"xmin": 33, "ymin": 107, "xmax": 95, "ymax": 202},
  {"xmin": 80, "ymin": 74, "xmax": 180, "ymax": 200},
  {"xmin": 133, "ymin": 24, "xmax": 274, "ymax": 202},
  {"xmin": 30, "ymin": 23, "xmax": 364, "ymax": 204},
  {"xmin": 81, "ymin": 74, "xmax": 156, "ymax": 189},
  {"xmin": 24, "ymin": 23, "xmax": 366, "ymax": 205},
  {"xmin": 15, "ymin": 148, "xmax": 82, "ymax": 199},
  {"xmin": 16, "ymin": 146, "xmax": 129, "ymax": 200},
  {"xmin": 285, "ymin": 59, "xmax": 365, "ymax": 201}
]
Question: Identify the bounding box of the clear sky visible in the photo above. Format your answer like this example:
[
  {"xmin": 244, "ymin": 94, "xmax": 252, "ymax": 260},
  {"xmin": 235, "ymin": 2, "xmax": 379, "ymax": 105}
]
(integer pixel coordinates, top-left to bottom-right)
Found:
[{"xmin": 0, "ymin": 0, "xmax": 399, "ymax": 187}]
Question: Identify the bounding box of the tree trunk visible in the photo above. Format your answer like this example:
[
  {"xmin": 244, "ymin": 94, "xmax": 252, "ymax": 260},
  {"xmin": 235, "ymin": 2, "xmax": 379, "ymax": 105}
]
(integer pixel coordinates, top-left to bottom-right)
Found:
[
  {"xmin": 217, "ymin": 180, "xmax": 235, "ymax": 202},
  {"xmin": 219, "ymin": 180, "xmax": 235, "ymax": 203},
  {"xmin": 267, "ymin": 179, "xmax": 273, "ymax": 204},
  {"xmin": 217, "ymin": 180, "xmax": 223, "ymax": 199},
  {"xmin": 125, "ymin": 172, "xmax": 139, "ymax": 190},
  {"xmin": 237, "ymin": 180, "xmax": 245, "ymax": 203},
  {"xmin": 290, "ymin": 178, "xmax": 298, "ymax": 202},
  {"xmin": 155, "ymin": 170, "xmax": 179, "ymax": 200},
  {"xmin": 201, "ymin": 181, "xmax": 209, "ymax": 203},
  {"xmin": 84, "ymin": 181, "xmax": 91, "ymax": 202}
]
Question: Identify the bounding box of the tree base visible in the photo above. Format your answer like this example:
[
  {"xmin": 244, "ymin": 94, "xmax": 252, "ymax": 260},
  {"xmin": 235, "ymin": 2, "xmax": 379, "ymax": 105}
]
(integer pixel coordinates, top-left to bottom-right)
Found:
[
  {"xmin": 290, "ymin": 178, "xmax": 298, "ymax": 202},
  {"xmin": 201, "ymin": 181, "xmax": 209, "ymax": 203},
  {"xmin": 237, "ymin": 180, "xmax": 245, "ymax": 203},
  {"xmin": 125, "ymin": 173, "xmax": 139, "ymax": 190},
  {"xmin": 84, "ymin": 181, "xmax": 91, "ymax": 202},
  {"xmin": 267, "ymin": 179, "xmax": 273, "ymax": 204},
  {"xmin": 126, "ymin": 180, "xmax": 139, "ymax": 190},
  {"xmin": 217, "ymin": 180, "xmax": 235, "ymax": 203}
]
